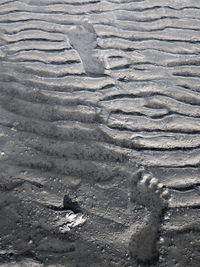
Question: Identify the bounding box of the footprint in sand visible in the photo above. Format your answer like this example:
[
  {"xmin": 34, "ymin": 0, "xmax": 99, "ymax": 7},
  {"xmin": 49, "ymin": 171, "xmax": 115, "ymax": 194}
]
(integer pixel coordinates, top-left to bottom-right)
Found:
[
  {"xmin": 129, "ymin": 169, "xmax": 170, "ymax": 264},
  {"xmin": 67, "ymin": 20, "xmax": 105, "ymax": 76}
]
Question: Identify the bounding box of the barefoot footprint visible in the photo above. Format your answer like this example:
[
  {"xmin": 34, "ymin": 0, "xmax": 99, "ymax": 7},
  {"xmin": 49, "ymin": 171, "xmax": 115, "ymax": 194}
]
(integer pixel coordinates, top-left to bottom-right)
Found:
[
  {"xmin": 129, "ymin": 170, "xmax": 169, "ymax": 264},
  {"xmin": 67, "ymin": 19, "xmax": 104, "ymax": 75}
]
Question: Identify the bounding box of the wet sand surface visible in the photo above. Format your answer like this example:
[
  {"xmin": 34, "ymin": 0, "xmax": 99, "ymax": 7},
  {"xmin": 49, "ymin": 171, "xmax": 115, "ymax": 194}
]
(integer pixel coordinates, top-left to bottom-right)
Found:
[{"xmin": 0, "ymin": 0, "xmax": 200, "ymax": 266}]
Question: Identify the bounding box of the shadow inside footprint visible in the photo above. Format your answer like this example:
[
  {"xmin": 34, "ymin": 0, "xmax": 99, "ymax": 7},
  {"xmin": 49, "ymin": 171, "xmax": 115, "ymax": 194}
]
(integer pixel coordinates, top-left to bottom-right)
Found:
[{"xmin": 63, "ymin": 195, "xmax": 82, "ymax": 214}]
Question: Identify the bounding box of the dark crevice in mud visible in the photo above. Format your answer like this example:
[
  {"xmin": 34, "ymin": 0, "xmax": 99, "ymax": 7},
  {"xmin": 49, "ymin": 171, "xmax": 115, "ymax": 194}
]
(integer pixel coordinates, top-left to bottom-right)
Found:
[
  {"xmin": 107, "ymin": 125, "xmax": 200, "ymax": 135},
  {"xmin": 187, "ymin": 203, "xmax": 200, "ymax": 209},
  {"xmin": 125, "ymin": 144, "xmax": 200, "ymax": 152},
  {"xmin": 99, "ymin": 35, "xmax": 200, "ymax": 44},
  {"xmin": 63, "ymin": 195, "xmax": 82, "ymax": 213},
  {"xmin": 2, "ymin": 6, "xmax": 200, "ymax": 18},
  {"xmin": 10, "ymin": 71, "xmax": 87, "ymax": 78},
  {"xmin": 178, "ymin": 84, "xmax": 198, "ymax": 91},
  {"xmin": 87, "ymin": 72, "xmax": 109, "ymax": 78},
  {"xmin": 168, "ymin": 184, "xmax": 200, "ymax": 192},
  {"xmin": 167, "ymin": 206, "xmax": 200, "ymax": 214},
  {"xmin": 170, "ymin": 205, "xmax": 200, "ymax": 211},
  {"xmin": 5, "ymin": 59, "xmax": 82, "ymax": 65},
  {"xmin": 168, "ymin": 61, "xmax": 200, "ymax": 67},
  {"xmin": 116, "ymin": 16, "xmax": 198, "ymax": 23},
  {"xmin": 170, "ymin": 182, "xmax": 200, "ymax": 193},
  {"xmin": 96, "ymin": 45, "xmax": 200, "ymax": 56},
  {"xmin": 110, "ymin": 64, "xmax": 132, "ymax": 70},
  {"xmin": 102, "ymin": 92, "xmax": 200, "ymax": 106},
  {"xmin": 2, "ymin": 27, "xmax": 66, "ymax": 36},
  {"xmin": 163, "ymin": 227, "xmax": 200, "ymax": 236},
  {"xmin": 118, "ymin": 77, "xmax": 159, "ymax": 82},
  {"xmin": 160, "ymin": 165, "xmax": 200, "ymax": 169},
  {"xmin": 173, "ymin": 71, "xmax": 200, "ymax": 78},
  {"xmin": 101, "ymin": 84, "xmax": 115, "ymax": 90},
  {"xmin": 4, "ymin": 47, "xmax": 72, "ymax": 54},
  {"xmin": 108, "ymin": 55, "xmax": 123, "ymax": 59},
  {"xmin": 101, "ymin": 93, "xmax": 173, "ymax": 101},
  {"xmin": 109, "ymin": 109, "xmax": 198, "ymax": 120},
  {"xmin": 1, "ymin": 38, "xmax": 64, "ymax": 45},
  {"xmin": 0, "ymin": 180, "xmax": 43, "ymax": 192},
  {"xmin": 96, "ymin": 22, "xmax": 200, "ymax": 34},
  {"xmin": 47, "ymin": 195, "xmax": 82, "ymax": 214},
  {"xmin": 0, "ymin": 0, "xmax": 101, "ymax": 8}
]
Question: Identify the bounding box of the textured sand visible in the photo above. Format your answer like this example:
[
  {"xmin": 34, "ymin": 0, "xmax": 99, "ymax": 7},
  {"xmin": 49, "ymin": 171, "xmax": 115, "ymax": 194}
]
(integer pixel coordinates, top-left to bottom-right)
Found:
[{"xmin": 0, "ymin": 0, "xmax": 200, "ymax": 266}]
